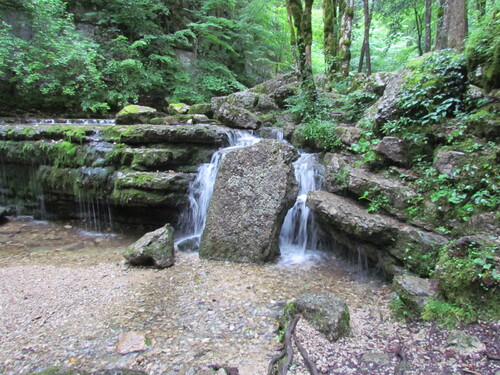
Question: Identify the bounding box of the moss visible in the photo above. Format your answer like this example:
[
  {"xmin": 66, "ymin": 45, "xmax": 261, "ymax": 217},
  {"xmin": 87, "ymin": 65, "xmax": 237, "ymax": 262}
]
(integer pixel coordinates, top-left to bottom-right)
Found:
[{"xmin": 111, "ymin": 188, "xmax": 170, "ymax": 205}]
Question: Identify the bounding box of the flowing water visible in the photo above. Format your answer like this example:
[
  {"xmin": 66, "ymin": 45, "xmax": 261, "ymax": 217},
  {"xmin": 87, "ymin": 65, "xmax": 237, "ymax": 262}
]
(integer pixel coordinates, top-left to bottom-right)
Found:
[
  {"xmin": 175, "ymin": 131, "xmax": 260, "ymax": 250},
  {"xmin": 278, "ymin": 153, "xmax": 326, "ymax": 266}
]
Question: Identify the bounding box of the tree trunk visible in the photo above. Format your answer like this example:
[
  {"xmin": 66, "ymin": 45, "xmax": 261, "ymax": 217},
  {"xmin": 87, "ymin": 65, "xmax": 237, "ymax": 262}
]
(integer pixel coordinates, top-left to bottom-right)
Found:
[
  {"xmin": 435, "ymin": 0, "xmax": 447, "ymax": 49},
  {"xmin": 358, "ymin": 0, "xmax": 372, "ymax": 75},
  {"xmin": 446, "ymin": 0, "xmax": 467, "ymax": 49},
  {"xmin": 435, "ymin": 0, "xmax": 468, "ymax": 50},
  {"xmin": 286, "ymin": 1, "xmax": 299, "ymax": 71},
  {"xmin": 286, "ymin": 0, "xmax": 317, "ymax": 102},
  {"xmin": 424, "ymin": 0, "xmax": 432, "ymax": 52},
  {"xmin": 338, "ymin": 0, "xmax": 354, "ymax": 78},
  {"xmin": 323, "ymin": 0, "xmax": 337, "ymax": 74},
  {"xmin": 414, "ymin": 7, "xmax": 423, "ymax": 55}
]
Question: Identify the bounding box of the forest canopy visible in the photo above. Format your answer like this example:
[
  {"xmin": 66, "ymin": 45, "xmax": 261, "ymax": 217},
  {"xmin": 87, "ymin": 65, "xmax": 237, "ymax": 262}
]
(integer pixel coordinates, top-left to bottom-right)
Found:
[{"xmin": 0, "ymin": 0, "xmax": 498, "ymax": 115}]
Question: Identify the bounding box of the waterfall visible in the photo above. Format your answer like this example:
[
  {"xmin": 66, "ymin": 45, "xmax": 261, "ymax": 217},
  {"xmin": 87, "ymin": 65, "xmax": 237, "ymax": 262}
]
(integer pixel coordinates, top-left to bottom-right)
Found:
[
  {"xmin": 175, "ymin": 131, "xmax": 260, "ymax": 250},
  {"xmin": 279, "ymin": 153, "xmax": 325, "ymax": 264}
]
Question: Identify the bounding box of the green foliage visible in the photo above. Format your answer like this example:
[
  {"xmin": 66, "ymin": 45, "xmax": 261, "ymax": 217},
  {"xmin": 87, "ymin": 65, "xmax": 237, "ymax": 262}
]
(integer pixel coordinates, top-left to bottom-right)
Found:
[
  {"xmin": 466, "ymin": 2, "xmax": 500, "ymax": 91},
  {"xmin": 298, "ymin": 120, "xmax": 340, "ymax": 151},
  {"xmin": 421, "ymin": 299, "xmax": 475, "ymax": 328},
  {"xmin": 432, "ymin": 240, "xmax": 500, "ymax": 321},
  {"xmin": 339, "ymin": 90, "xmax": 379, "ymax": 123},
  {"xmin": 358, "ymin": 187, "xmax": 390, "ymax": 213},
  {"xmin": 351, "ymin": 136, "xmax": 379, "ymax": 165}
]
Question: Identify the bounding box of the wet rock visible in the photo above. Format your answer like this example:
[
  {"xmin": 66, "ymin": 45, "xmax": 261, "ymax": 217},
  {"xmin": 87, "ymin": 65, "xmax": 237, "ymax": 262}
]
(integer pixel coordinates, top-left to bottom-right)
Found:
[
  {"xmin": 307, "ymin": 191, "xmax": 448, "ymax": 276},
  {"xmin": 123, "ymin": 224, "xmax": 174, "ymax": 268},
  {"xmin": 213, "ymin": 102, "xmax": 261, "ymax": 130},
  {"xmin": 392, "ymin": 275, "xmax": 439, "ymax": 314},
  {"xmin": 200, "ymin": 140, "xmax": 297, "ymax": 263},
  {"xmin": 116, "ymin": 105, "xmax": 157, "ymax": 125},
  {"xmin": 433, "ymin": 148, "xmax": 467, "ymax": 176},
  {"xmin": 307, "ymin": 191, "xmax": 398, "ymax": 245},
  {"xmin": 116, "ymin": 331, "xmax": 148, "ymax": 354},
  {"xmin": 293, "ymin": 292, "xmax": 350, "ymax": 342},
  {"xmin": 375, "ymin": 136, "xmax": 408, "ymax": 166}
]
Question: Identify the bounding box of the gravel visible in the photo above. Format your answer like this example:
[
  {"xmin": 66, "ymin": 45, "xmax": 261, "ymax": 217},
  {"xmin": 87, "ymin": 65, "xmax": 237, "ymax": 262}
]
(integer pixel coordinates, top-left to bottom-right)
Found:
[{"xmin": 0, "ymin": 218, "xmax": 499, "ymax": 375}]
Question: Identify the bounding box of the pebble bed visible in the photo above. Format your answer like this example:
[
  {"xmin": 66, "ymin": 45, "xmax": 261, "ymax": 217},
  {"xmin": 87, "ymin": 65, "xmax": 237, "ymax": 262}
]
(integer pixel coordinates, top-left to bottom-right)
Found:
[{"xmin": 0, "ymin": 218, "xmax": 499, "ymax": 375}]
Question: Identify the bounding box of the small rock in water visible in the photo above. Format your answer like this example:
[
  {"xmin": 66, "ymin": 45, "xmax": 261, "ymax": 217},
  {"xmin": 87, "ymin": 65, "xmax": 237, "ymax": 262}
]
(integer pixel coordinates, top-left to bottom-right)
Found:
[{"xmin": 116, "ymin": 331, "xmax": 148, "ymax": 355}]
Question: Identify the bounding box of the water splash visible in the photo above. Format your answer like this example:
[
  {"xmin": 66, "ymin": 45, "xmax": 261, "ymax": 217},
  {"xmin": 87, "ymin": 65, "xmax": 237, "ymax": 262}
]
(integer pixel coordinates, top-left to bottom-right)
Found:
[
  {"xmin": 278, "ymin": 153, "xmax": 325, "ymax": 266},
  {"xmin": 175, "ymin": 131, "xmax": 260, "ymax": 250}
]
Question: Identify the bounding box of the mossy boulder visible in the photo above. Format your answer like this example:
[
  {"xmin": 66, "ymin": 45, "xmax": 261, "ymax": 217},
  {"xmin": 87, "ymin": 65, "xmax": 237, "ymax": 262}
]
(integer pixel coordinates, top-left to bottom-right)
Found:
[
  {"xmin": 392, "ymin": 274, "xmax": 439, "ymax": 315},
  {"xmin": 116, "ymin": 105, "xmax": 158, "ymax": 125},
  {"xmin": 188, "ymin": 103, "xmax": 213, "ymax": 117},
  {"xmin": 465, "ymin": 103, "xmax": 500, "ymax": 140},
  {"xmin": 168, "ymin": 103, "xmax": 190, "ymax": 115},
  {"xmin": 292, "ymin": 292, "xmax": 350, "ymax": 342},
  {"xmin": 124, "ymin": 223, "xmax": 174, "ymax": 268}
]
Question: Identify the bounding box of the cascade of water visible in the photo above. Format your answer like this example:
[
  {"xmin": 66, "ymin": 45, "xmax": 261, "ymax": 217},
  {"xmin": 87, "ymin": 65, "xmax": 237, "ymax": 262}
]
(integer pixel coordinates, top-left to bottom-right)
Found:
[
  {"xmin": 279, "ymin": 153, "xmax": 325, "ymax": 264},
  {"xmin": 175, "ymin": 131, "xmax": 260, "ymax": 250}
]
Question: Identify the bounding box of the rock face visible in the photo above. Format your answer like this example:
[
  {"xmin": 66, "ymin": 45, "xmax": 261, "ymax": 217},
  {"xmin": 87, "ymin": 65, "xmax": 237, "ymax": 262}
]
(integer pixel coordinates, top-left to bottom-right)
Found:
[
  {"xmin": 123, "ymin": 224, "xmax": 174, "ymax": 268},
  {"xmin": 200, "ymin": 139, "xmax": 298, "ymax": 263},
  {"xmin": 293, "ymin": 292, "xmax": 350, "ymax": 342},
  {"xmin": 116, "ymin": 105, "xmax": 158, "ymax": 125},
  {"xmin": 375, "ymin": 136, "xmax": 408, "ymax": 166}
]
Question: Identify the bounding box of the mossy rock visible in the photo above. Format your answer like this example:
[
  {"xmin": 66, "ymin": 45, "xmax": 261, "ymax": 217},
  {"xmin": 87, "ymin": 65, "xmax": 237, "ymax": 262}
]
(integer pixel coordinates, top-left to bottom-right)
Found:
[
  {"xmin": 292, "ymin": 292, "xmax": 350, "ymax": 342},
  {"xmin": 116, "ymin": 105, "xmax": 157, "ymax": 125},
  {"xmin": 168, "ymin": 103, "xmax": 190, "ymax": 115},
  {"xmin": 465, "ymin": 103, "xmax": 500, "ymax": 140},
  {"xmin": 392, "ymin": 274, "xmax": 439, "ymax": 316},
  {"xmin": 188, "ymin": 103, "xmax": 213, "ymax": 117},
  {"xmin": 124, "ymin": 223, "xmax": 174, "ymax": 268}
]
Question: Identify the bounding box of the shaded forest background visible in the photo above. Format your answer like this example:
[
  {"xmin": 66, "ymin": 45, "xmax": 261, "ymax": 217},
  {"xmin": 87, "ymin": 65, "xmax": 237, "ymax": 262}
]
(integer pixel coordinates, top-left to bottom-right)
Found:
[{"xmin": 0, "ymin": 0, "xmax": 497, "ymax": 115}]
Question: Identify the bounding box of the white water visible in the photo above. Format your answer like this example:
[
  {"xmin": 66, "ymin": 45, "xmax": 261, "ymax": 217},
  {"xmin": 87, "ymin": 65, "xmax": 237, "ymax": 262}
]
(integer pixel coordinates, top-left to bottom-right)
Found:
[
  {"xmin": 175, "ymin": 131, "xmax": 260, "ymax": 250},
  {"xmin": 278, "ymin": 153, "xmax": 325, "ymax": 266}
]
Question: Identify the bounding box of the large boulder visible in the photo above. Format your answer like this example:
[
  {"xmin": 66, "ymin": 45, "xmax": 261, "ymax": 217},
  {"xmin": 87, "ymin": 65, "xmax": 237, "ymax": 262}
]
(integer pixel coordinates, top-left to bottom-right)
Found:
[
  {"xmin": 292, "ymin": 292, "xmax": 350, "ymax": 342},
  {"xmin": 213, "ymin": 102, "xmax": 261, "ymax": 130},
  {"xmin": 116, "ymin": 105, "xmax": 158, "ymax": 125},
  {"xmin": 123, "ymin": 224, "xmax": 174, "ymax": 268},
  {"xmin": 250, "ymin": 72, "xmax": 300, "ymax": 108},
  {"xmin": 200, "ymin": 139, "xmax": 298, "ymax": 263}
]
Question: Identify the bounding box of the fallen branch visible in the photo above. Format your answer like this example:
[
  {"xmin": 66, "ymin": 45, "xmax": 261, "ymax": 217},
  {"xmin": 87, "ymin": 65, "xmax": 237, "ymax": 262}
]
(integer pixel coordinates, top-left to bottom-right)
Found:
[
  {"xmin": 486, "ymin": 353, "xmax": 500, "ymax": 361},
  {"xmin": 293, "ymin": 332, "xmax": 319, "ymax": 375},
  {"xmin": 267, "ymin": 314, "xmax": 300, "ymax": 375},
  {"xmin": 278, "ymin": 315, "xmax": 300, "ymax": 375},
  {"xmin": 461, "ymin": 370, "xmax": 483, "ymax": 375}
]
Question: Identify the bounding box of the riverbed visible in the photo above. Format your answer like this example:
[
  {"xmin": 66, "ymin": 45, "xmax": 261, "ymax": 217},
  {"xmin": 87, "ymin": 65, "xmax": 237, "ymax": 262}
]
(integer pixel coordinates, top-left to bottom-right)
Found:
[{"xmin": 0, "ymin": 217, "xmax": 498, "ymax": 375}]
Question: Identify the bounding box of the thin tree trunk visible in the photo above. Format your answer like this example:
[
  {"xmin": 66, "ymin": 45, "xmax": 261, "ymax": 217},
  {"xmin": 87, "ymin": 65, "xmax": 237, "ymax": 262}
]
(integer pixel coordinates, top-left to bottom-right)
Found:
[
  {"xmin": 435, "ymin": 0, "xmax": 447, "ymax": 49},
  {"xmin": 424, "ymin": 0, "xmax": 432, "ymax": 52},
  {"xmin": 303, "ymin": 0, "xmax": 314, "ymax": 72},
  {"xmin": 414, "ymin": 7, "xmax": 423, "ymax": 55},
  {"xmin": 358, "ymin": 0, "xmax": 372, "ymax": 75},
  {"xmin": 338, "ymin": 0, "xmax": 354, "ymax": 78},
  {"xmin": 286, "ymin": 1, "xmax": 299, "ymax": 71}
]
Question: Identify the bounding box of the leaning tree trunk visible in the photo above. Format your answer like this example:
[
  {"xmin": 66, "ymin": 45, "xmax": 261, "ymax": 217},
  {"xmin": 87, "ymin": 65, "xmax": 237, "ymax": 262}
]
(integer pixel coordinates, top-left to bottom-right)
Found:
[
  {"xmin": 414, "ymin": 7, "xmax": 424, "ymax": 55},
  {"xmin": 424, "ymin": 0, "xmax": 432, "ymax": 52},
  {"xmin": 338, "ymin": 0, "xmax": 354, "ymax": 78}
]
